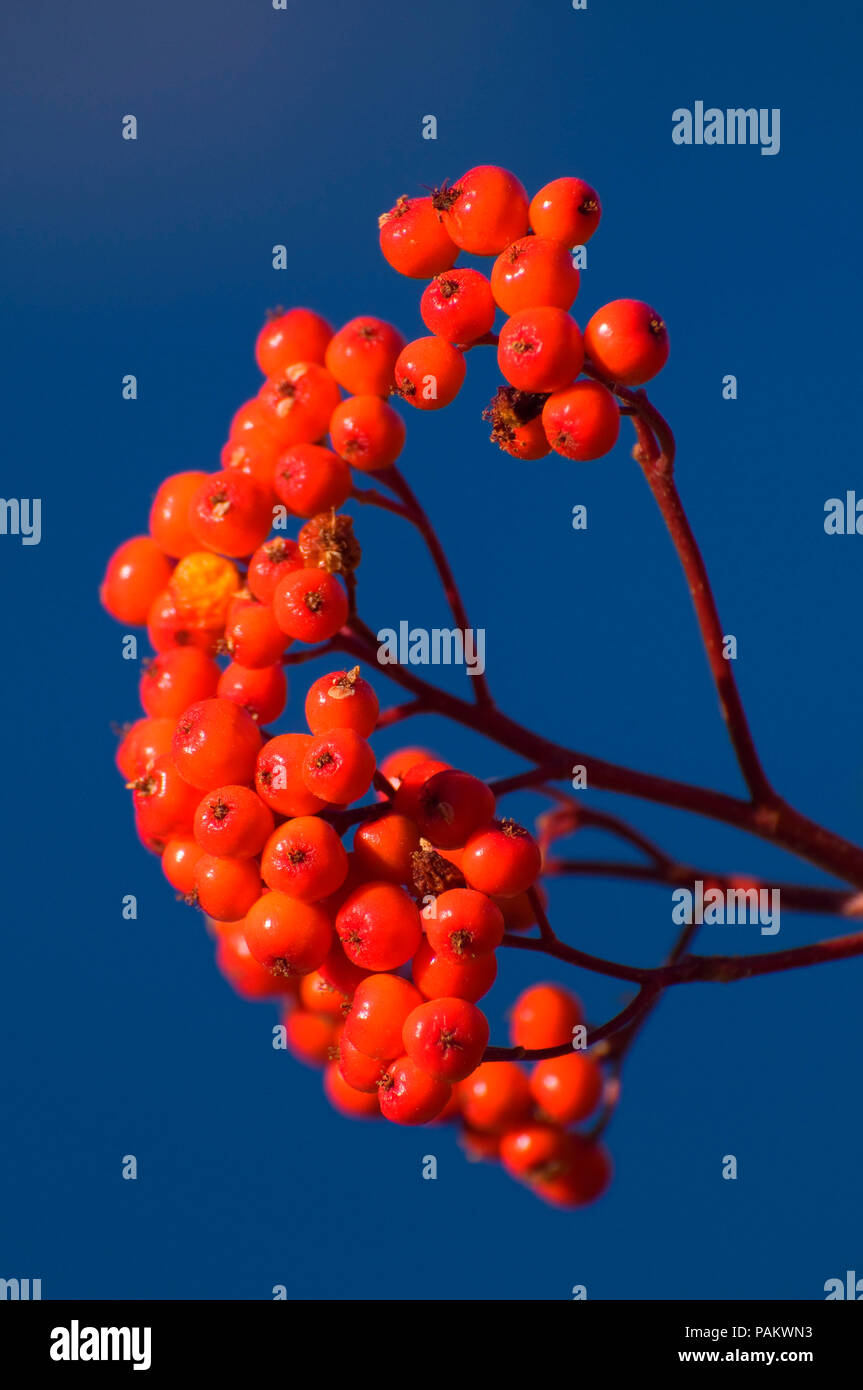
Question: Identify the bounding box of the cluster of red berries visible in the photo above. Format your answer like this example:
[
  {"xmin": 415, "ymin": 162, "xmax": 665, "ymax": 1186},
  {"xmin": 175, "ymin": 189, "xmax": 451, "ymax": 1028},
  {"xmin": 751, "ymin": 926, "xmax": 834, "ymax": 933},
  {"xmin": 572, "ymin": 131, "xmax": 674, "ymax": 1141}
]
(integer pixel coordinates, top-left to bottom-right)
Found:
[
  {"xmin": 100, "ymin": 167, "xmax": 626, "ymax": 1207},
  {"xmin": 378, "ymin": 164, "xmax": 669, "ymax": 459}
]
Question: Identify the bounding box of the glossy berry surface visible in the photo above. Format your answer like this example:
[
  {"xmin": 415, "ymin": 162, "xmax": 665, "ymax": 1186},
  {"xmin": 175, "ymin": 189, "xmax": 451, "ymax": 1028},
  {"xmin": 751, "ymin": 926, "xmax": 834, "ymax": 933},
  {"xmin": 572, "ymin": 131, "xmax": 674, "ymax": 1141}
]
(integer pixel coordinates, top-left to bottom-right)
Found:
[
  {"xmin": 528, "ymin": 176, "xmax": 602, "ymax": 246},
  {"xmin": 584, "ymin": 298, "xmax": 670, "ymax": 385},
  {"xmin": 542, "ymin": 379, "xmax": 621, "ymax": 461},
  {"xmin": 378, "ymin": 194, "xmax": 458, "ymax": 278}
]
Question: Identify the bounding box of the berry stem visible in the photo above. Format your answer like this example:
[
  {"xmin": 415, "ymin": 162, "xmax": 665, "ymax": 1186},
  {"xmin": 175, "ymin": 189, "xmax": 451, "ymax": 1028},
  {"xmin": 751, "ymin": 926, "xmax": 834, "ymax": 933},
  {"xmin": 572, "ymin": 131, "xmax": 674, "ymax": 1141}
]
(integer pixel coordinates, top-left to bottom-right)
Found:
[
  {"xmin": 372, "ymin": 466, "xmax": 495, "ymax": 709},
  {"xmin": 336, "ymin": 625, "xmax": 863, "ymax": 889}
]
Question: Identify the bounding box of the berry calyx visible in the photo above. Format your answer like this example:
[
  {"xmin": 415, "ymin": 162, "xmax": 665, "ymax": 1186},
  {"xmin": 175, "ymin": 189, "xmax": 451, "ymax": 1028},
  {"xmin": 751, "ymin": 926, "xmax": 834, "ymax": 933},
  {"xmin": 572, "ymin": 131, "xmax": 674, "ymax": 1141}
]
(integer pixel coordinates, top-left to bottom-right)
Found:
[
  {"xmin": 402, "ymin": 997, "xmax": 490, "ymax": 1082},
  {"xmin": 272, "ymin": 568, "xmax": 349, "ymax": 643},
  {"xmin": 395, "ymin": 337, "xmax": 466, "ymax": 410},
  {"xmin": 325, "ymin": 316, "xmax": 406, "ymax": 397},
  {"xmin": 328, "ymin": 394, "xmax": 406, "ymax": 473},
  {"xmin": 419, "ymin": 269, "xmax": 496, "ymax": 344},
  {"xmin": 378, "ymin": 1055, "xmax": 452, "ymax": 1125},
  {"xmin": 497, "ymin": 307, "xmax": 584, "ymax": 394},
  {"xmin": 261, "ymin": 816, "xmax": 349, "ymax": 901},
  {"xmin": 243, "ymin": 891, "xmax": 333, "ymax": 976},
  {"xmin": 304, "ymin": 667, "xmax": 379, "ymax": 737},
  {"xmin": 336, "ymin": 881, "xmax": 422, "ymax": 971}
]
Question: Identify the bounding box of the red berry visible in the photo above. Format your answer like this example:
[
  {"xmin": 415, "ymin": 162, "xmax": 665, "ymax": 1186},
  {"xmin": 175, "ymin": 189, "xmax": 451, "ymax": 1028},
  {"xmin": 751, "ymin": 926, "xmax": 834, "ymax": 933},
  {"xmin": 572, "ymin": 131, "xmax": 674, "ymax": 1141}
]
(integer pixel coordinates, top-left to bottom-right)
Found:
[
  {"xmin": 584, "ymin": 298, "xmax": 669, "ymax": 385},
  {"xmin": 343, "ymin": 972, "xmax": 423, "ymax": 1059},
  {"xmin": 352, "ymin": 813, "xmax": 420, "ymax": 885},
  {"xmin": 324, "ymin": 1062, "xmax": 381, "ymax": 1118},
  {"xmin": 255, "ymin": 307, "xmax": 333, "ymax": 377},
  {"xmin": 217, "ymin": 661, "xmax": 287, "ymax": 725},
  {"xmin": 434, "ymin": 165, "xmax": 529, "ymax": 255},
  {"xmin": 530, "ymin": 1051, "xmax": 603, "ymax": 1124},
  {"xmin": 243, "ymin": 891, "xmax": 333, "ymax": 975},
  {"xmin": 328, "ymin": 395, "xmax": 406, "ymax": 473},
  {"xmin": 226, "ymin": 600, "xmax": 288, "ymax": 668},
  {"xmin": 380, "ymin": 747, "xmax": 437, "ymax": 791},
  {"xmin": 146, "ymin": 589, "xmax": 222, "ymax": 655},
  {"xmin": 272, "ymin": 568, "xmax": 348, "ymax": 643},
  {"xmin": 149, "ymin": 472, "xmax": 210, "ymax": 559},
  {"xmin": 255, "ymin": 732, "xmax": 326, "ymax": 817},
  {"xmin": 494, "ymin": 885, "xmax": 546, "ymax": 932},
  {"xmin": 412, "ymin": 936, "xmax": 497, "ymax": 1002},
  {"xmin": 499, "ymin": 1123, "xmax": 572, "ymax": 1180},
  {"xmin": 305, "ymin": 666, "xmax": 379, "ymax": 737},
  {"xmin": 193, "ymin": 785, "xmax": 275, "ymax": 859},
  {"xmin": 462, "ymin": 818, "xmax": 542, "ymax": 897},
  {"xmin": 413, "ymin": 768, "xmax": 496, "ymax": 849},
  {"xmin": 420, "ymin": 269, "xmax": 496, "ymax": 344},
  {"xmin": 510, "ymin": 982, "xmax": 583, "ymax": 1050},
  {"xmin": 325, "ymin": 317, "xmax": 406, "ymax": 397},
  {"xmin": 501, "ymin": 416, "xmax": 550, "ymax": 460},
  {"xmin": 425, "ymin": 888, "xmax": 505, "ymax": 960},
  {"xmin": 528, "ymin": 177, "xmax": 601, "ymax": 246},
  {"xmin": 497, "ymin": 307, "xmax": 584, "ymax": 393},
  {"xmin": 229, "ymin": 396, "xmax": 282, "ymax": 451},
  {"xmin": 188, "ymin": 471, "xmax": 273, "ymax": 558},
  {"xmin": 283, "ymin": 1007, "xmax": 339, "ymax": 1065},
  {"xmin": 378, "ymin": 195, "xmax": 458, "ymax": 278},
  {"xmin": 318, "ymin": 939, "xmax": 370, "ymax": 997},
  {"xmin": 139, "ymin": 647, "xmax": 220, "ymax": 720},
  {"xmin": 535, "ymin": 1136, "xmax": 612, "ymax": 1206},
  {"xmin": 336, "ymin": 881, "xmax": 422, "ymax": 971},
  {"xmin": 273, "ymin": 443, "xmax": 352, "ymax": 517},
  {"xmin": 402, "ymin": 997, "xmax": 489, "ymax": 1082},
  {"xmin": 391, "ymin": 758, "xmax": 451, "ymax": 819},
  {"xmin": 247, "ymin": 537, "xmax": 303, "ymax": 605},
  {"xmin": 116, "ymin": 717, "xmax": 175, "ymax": 781},
  {"xmin": 299, "ymin": 969, "xmax": 351, "ymax": 1019},
  {"xmin": 194, "ymin": 853, "xmax": 263, "ymax": 921},
  {"xmin": 222, "ymin": 431, "xmax": 281, "ymax": 493},
  {"xmin": 541, "ymin": 379, "xmax": 620, "ymax": 460},
  {"xmin": 379, "ymin": 1055, "xmax": 452, "ymax": 1125},
  {"xmin": 172, "ymin": 697, "xmax": 262, "ymax": 790},
  {"xmin": 168, "ymin": 551, "xmax": 240, "ymax": 632},
  {"xmin": 482, "ymin": 385, "xmax": 551, "ymax": 461},
  {"xmin": 302, "ymin": 727, "xmax": 376, "ymax": 805},
  {"xmin": 491, "ymin": 236, "xmax": 580, "ymax": 315},
  {"xmin": 258, "ymin": 363, "xmax": 342, "ymax": 448},
  {"xmin": 261, "ymin": 816, "xmax": 349, "ymax": 901},
  {"xmin": 338, "ymin": 1036, "xmax": 388, "ymax": 1092},
  {"xmin": 215, "ymin": 927, "xmax": 295, "ymax": 1000},
  {"xmin": 132, "ymin": 753, "xmax": 200, "ymax": 842},
  {"xmin": 100, "ymin": 537, "xmax": 174, "ymax": 626},
  {"xmin": 395, "ymin": 336, "xmax": 465, "ymax": 410},
  {"xmin": 457, "ymin": 1062, "xmax": 533, "ymax": 1132}
]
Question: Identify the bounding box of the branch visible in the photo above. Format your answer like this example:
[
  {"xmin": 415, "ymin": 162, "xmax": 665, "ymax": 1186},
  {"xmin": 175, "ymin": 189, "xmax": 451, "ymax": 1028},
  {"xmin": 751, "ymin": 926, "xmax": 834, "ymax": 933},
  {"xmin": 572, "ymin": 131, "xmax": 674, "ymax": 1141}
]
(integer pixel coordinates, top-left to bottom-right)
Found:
[{"xmin": 372, "ymin": 466, "xmax": 495, "ymax": 709}]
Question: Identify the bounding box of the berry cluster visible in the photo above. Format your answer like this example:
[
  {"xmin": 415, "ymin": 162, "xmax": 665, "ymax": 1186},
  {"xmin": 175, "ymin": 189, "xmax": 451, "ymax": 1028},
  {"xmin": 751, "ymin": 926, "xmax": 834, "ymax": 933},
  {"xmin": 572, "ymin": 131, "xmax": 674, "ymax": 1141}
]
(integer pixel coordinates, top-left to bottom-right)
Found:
[
  {"xmin": 101, "ymin": 164, "xmax": 664, "ymax": 1209},
  {"xmin": 378, "ymin": 164, "xmax": 669, "ymax": 457}
]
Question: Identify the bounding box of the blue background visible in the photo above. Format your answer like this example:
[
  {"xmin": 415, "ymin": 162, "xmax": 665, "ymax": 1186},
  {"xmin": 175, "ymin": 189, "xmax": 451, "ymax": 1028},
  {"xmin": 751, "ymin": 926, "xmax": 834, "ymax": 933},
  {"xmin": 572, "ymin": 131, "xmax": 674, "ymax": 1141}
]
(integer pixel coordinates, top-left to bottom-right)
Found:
[{"xmin": 2, "ymin": 0, "xmax": 861, "ymax": 1300}]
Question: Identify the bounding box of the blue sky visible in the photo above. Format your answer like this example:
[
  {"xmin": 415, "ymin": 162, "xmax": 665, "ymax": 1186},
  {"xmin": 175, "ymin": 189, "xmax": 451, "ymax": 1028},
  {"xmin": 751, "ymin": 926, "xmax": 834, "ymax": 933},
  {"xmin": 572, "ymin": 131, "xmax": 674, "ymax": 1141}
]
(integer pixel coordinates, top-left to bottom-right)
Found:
[{"xmin": 2, "ymin": 0, "xmax": 862, "ymax": 1299}]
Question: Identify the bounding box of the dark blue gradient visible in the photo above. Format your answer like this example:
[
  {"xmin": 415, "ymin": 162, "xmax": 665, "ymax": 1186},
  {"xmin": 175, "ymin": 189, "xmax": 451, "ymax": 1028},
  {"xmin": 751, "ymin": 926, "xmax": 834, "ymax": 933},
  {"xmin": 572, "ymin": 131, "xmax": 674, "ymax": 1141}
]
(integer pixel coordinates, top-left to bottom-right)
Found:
[{"xmin": 2, "ymin": 0, "xmax": 861, "ymax": 1300}]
